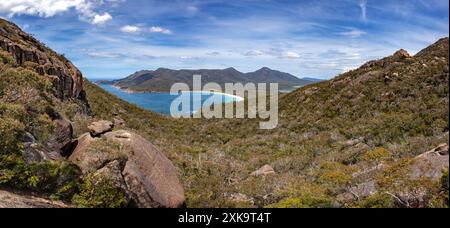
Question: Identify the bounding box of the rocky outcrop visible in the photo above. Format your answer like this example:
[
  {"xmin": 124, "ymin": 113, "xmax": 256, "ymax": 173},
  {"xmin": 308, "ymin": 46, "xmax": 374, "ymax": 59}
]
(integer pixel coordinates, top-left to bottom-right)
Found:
[
  {"xmin": 23, "ymin": 118, "xmax": 77, "ymax": 163},
  {"xmin": 46, "ymin": 118, "xmax": 75, "ymax": 159},
  {"xmin": 88, "ymin": 120, "xmax": 114, "ymax": 137},
  {"xmin": 413, "ymin": 144, "xmax": 449, "ymax": 179},
  {"xmin": 0, "ymin": 190, "xmax": 70, "ymax": 208},
  {"xmin": 69, "ymin": 121, "xmax": 186, "ymax": 208},
  {"xmin": 0, "ymin": 19, "xmax": 83, "ymax": 100},
  {"xmin": 393, "ymin": 49, "xmax": 411, "ymax": 59},
  {"xmin": 113, "ymin": 118, "xmax": 126, "ymax": 127}
]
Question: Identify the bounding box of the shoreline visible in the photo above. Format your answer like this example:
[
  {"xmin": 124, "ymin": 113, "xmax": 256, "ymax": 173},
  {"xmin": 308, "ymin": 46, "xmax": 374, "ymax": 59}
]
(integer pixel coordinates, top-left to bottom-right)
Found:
[
  {"xmin": 106, "ymin": 84, "xmax": 245, "ymax": 102},
  {"xmin": 189, "ymin": 91, "xmax": 245, "ymax": 102}
]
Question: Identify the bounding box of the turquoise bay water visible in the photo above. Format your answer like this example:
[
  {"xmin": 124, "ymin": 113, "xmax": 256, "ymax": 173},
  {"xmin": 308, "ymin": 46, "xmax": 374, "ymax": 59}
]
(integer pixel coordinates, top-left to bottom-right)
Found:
[{"xmin": 97, "ymin": 84, "xmax": 241, "ymax": 116}]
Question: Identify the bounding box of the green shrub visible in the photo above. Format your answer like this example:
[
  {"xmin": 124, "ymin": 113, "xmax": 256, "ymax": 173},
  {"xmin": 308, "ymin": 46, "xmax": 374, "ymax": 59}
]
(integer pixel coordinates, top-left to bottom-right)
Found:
[
  {"xmin": 268, "ymin": 183, "xmax": 334, "ymax": 208},
  {"xmin": 355, "ymin": 193, "xmax": 394, "ymax": 208},
  {"xmin": 361, "ymin": 147, "xmax": 392, "ymax": 164},
  {"xmin": 316, "ymin": 162, "xmax": 358, "ymax": 193},
  {"xmin": 72, "ymin": 174, "xmax": 128, "ymax": 208},
  {"xmin": 0, "ymin": 153, "xmax": 81, "ymax": 200},
  {"xmin": 441, "ymin": 170, "xmax": 449, "ymax": 207},
  {"xmin": 0, "ymin": 116, "xmax": 25, "ymax": 154},
  {"xmin": 0, "ymin": 50, "xmax": 15, "ymax": 66}
]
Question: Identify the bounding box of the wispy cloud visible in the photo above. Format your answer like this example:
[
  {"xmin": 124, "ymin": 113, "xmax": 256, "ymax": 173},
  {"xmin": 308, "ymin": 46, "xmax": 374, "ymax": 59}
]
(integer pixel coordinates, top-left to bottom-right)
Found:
[
  {"xmin": 360, "ymin": 0, "xmax": 368, "ymax": 21},
  {"xmin": 339, "ymin": 28, "xmax": 367, "ymax": 38},
  {"xmin": 149, "ymin": 26, "xmax": 172, "ymax": 35},
  {"xmin": 244, "ymin": 50, "xmax": 265, "ymax": 57},
  {"xmin": 120, "ymin": 25, "xmax": 173, "ymax": 35},
  {"xmin": 281, "ymin": 52, "xmax": 301, "ymax": 59},
  {"xmin": 205, "ymin": 51, "xmax": 220, "ymax": 56},
  {"xmin": 88, "ymin": 51, "xmax": 123, "ymax": 58}
]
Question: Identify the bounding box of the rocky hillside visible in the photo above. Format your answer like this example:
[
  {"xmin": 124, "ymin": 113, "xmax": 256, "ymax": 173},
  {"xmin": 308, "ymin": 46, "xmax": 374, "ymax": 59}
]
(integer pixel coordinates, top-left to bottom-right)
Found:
[
  {"xmin": 0, "ymin": 19, "xmax": 185, "ymax": 208},
  {"xmin": 106, "ymin": 67, "xmax": 318, "ymax": 92},
  {"xmin": 0, "ymin": 19, "xmax": 83, "ymax": 100}
]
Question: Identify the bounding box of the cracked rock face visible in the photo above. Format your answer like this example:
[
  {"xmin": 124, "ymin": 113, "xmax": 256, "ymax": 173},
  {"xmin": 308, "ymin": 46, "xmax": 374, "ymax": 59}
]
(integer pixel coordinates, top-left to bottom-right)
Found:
[{"xmin": 0, "ymin": 19, "xmax": 83, "ymax": 100}]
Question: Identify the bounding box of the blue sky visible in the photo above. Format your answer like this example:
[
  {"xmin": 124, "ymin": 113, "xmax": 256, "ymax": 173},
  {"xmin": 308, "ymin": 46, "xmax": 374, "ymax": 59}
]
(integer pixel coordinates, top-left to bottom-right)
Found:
[{"xmin": 1, "ymin": 0, "xmax": 448, "ymax": 79}]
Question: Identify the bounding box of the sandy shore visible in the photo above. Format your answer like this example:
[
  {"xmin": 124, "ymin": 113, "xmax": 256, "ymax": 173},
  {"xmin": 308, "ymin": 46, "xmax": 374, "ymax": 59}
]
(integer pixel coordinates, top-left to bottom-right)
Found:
[
  {"xmin": 189, "ymin": 91, "xmax": 245, "ymax": 102},
  {"xmin": 109, "ymin": 84, "xmax": 244, "ymax": 102}
]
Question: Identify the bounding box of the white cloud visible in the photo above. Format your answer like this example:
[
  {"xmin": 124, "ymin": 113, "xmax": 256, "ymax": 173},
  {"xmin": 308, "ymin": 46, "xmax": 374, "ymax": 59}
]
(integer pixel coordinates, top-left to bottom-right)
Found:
[
  {"xmin": 0, "ymin": 0, "xmax": 87, "ymax": 17},
  {"xmin": 149, "ymin": 26, "xmax": 172, "ymax": 35},
  {"xmin": 88, "ymin": 51, "xmax": 122, "ymax": 58},
  {"xmin": 186, "ymin": 6, "xmax": 198, "ymax": 14},
  {"xmin": 120, "ymin": 25, "xmax": 173, "ymax": 35},
  {"xmin": 91, "ymin": 12, "xmax": 112, "ymax": 25},
  {"xmin": 121, "ymin": 25, "xmax": 142, "ymax": 33},
  {"xmin": 244, "ymin": 50, "xmax": 265, "ymax": 57},
  {"xmin": 360, "ymin": 0, "xmax": 367, "ymax": 21},
  {"xmin": 206, "ymin": 51, "xmax": 221, "ymax": 56},
  {"xmin": 0, "ymin": 0, "xmax": 117, "ymax": 25},
  {"xmin": 281, "ymin": 51, "xmax": 301, "ymax": 59},
  {"xmin": 339, "ymin": 29, "xmax": 367, "ymax": 38}
]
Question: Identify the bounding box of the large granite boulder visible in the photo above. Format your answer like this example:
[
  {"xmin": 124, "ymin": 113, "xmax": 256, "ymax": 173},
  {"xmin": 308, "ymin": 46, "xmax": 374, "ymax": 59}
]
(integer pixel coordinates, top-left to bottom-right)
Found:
[
  {"xmin": 69, "ymin": 133, "xmax": 124, "ymax": 174},
  {"xmin": 69, "ymin": 128, "xmax": 185, "ymax": 208}
]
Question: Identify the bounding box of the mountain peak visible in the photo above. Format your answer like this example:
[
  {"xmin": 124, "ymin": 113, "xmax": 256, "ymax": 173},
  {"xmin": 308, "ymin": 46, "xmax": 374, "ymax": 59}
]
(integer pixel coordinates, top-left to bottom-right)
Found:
[
  {"xmin": 258, "ymin": 67, "xmax": 272, "ymax": 71},
  {"xmin": 224, "ymin": 67, "xmax": 239, "ymax": 72},
  {"xmin": 155, "ymin": 67, "xmax": 171, "ymax": 71}
]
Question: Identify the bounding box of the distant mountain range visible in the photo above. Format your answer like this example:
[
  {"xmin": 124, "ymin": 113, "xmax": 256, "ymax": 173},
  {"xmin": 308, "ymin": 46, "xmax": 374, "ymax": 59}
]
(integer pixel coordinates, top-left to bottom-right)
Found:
[{"xmin": 100, "ymin": 67, "xmax": 321, "ymax": 92}]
